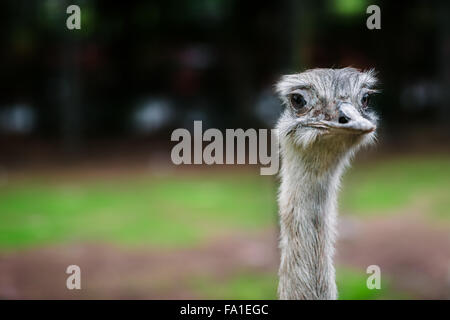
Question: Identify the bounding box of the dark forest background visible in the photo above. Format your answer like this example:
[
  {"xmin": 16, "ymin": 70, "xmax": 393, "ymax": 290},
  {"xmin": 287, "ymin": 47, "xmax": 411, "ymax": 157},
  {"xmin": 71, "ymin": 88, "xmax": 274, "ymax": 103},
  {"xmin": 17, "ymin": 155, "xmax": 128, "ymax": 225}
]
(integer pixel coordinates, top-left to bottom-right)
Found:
[{"xmin": 0, "ymin": 0, "xmax": 449, "ymax": 166}]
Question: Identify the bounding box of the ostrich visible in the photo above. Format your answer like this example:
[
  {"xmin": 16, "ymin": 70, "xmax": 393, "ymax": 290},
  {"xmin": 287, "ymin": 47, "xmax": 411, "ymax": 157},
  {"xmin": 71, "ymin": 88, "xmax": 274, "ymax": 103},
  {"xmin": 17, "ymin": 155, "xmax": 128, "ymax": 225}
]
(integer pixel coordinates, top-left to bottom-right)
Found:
[{"xmin": 275, "ymin": 67, "xmax": 378, "ymax": 300}]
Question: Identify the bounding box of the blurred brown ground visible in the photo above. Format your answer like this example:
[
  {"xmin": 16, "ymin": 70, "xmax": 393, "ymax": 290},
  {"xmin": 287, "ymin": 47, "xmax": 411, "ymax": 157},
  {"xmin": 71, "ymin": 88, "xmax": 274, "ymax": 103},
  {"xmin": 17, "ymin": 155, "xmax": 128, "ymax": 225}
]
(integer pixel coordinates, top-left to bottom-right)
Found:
[{"xmin": 0, "ymin": 215, "xmax": 448, "ymax": 299}]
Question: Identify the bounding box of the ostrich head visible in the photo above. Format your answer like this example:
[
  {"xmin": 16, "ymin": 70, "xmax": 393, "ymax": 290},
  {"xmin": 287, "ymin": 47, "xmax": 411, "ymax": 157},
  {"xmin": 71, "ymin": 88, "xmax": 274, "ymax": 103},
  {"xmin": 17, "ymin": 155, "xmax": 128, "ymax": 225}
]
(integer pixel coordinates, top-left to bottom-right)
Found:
[{"xmin": 276, "ymin": 67, "xmax": 378, "ymax": 172}]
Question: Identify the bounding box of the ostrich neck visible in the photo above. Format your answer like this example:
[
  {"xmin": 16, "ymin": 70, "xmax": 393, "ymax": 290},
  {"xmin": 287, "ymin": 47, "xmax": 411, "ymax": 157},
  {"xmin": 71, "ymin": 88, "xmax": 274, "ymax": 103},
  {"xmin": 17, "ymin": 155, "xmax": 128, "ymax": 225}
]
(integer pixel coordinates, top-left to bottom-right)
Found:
[{"xmin": 278, "ymin": 144, "xmax": 346, "ymax": 300}]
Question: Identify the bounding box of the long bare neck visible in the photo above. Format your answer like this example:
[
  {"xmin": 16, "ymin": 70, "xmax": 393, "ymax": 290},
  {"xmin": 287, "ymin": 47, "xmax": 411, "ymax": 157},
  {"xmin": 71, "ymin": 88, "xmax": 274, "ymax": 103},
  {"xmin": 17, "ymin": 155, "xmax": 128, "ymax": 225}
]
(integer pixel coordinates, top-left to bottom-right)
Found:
[{"xmin": 277, "ymin": 143, "xmax": 347, "ymax": 300}]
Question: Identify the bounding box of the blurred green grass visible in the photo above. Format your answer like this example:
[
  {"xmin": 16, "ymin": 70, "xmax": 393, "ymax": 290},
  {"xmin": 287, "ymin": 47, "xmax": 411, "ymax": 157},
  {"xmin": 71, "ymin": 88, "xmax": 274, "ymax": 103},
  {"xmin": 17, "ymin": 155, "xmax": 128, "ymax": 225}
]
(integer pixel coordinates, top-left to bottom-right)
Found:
[
  {"xmin": 0, "ymin": 155, "xmax": 449, "ymax": 249},
  {"xmin": 341, "ymin": 155, "xmax": 450, "ymax": 217},
  {"xmin": 0, "ymin": 173, "xmax": 276, "ymax": 249}
]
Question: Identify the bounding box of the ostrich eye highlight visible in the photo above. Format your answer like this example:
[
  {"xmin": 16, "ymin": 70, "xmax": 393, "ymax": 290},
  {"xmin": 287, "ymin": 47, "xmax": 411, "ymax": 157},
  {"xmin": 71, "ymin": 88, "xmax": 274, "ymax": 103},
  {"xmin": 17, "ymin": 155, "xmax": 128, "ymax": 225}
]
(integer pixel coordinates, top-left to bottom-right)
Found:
[
  {"xmin": 361, "ymin": 93, "xmax": 370, "ymax": 108},
  {"xmin": 290, "ymin": 93, "xmax": 307, "ymax": 112}
]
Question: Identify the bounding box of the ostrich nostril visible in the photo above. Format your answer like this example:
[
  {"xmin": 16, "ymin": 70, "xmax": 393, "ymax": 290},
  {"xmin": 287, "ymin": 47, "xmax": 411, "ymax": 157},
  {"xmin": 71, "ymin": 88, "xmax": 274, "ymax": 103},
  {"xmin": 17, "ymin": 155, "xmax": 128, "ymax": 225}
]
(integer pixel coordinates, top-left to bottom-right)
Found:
[{"xmin": 338, "ymin": 115, "xmax": 350, "ymax": 124}]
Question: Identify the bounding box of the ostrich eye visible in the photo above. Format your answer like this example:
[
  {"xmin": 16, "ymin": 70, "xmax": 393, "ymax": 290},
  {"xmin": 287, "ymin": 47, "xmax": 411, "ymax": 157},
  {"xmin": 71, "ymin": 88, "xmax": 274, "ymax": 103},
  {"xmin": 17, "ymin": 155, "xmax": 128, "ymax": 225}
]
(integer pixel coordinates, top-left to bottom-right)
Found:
[
  {"xmin": 290, "ymin": 93, "xmax": 307, "ymax": 112},
  {"xmin": 361, "ymin": 93, "xmax": 370, "ymax": 108}
]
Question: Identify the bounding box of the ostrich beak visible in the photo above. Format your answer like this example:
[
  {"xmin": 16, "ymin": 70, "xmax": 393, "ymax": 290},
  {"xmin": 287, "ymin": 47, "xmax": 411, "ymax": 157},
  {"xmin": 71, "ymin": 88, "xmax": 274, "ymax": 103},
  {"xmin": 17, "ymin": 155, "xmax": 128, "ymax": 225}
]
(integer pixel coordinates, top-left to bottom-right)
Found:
[
  {"xmin": 334, "ymin": 102, "xmax": 376, "ymax": 133},
  {"xmin": 306, "ymin": 103, "xmax": 376, "ymax": 134}
]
